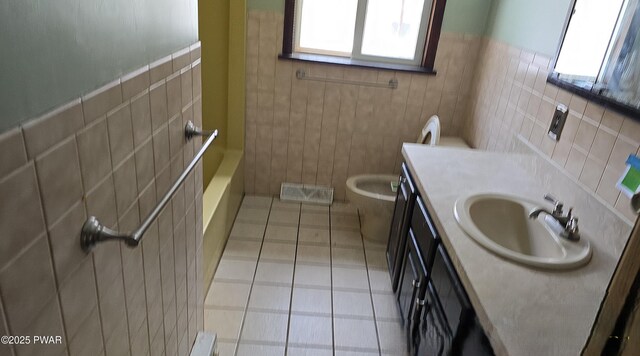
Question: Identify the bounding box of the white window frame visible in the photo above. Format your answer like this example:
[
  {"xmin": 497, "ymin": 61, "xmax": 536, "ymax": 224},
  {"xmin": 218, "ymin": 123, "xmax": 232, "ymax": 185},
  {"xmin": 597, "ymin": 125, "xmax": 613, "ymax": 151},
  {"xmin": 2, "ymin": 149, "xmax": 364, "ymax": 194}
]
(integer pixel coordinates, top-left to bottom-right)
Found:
[{"xmin": 293, "ymin": 0, "xmax": 433, "ymax": 66}]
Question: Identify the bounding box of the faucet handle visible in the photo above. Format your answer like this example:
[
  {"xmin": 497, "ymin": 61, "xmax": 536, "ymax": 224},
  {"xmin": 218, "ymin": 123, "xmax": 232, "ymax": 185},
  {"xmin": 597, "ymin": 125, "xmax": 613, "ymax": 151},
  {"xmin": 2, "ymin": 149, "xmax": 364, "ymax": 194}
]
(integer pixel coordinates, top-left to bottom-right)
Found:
[
  {"xmin": 565, "ymin": 216, "xmax": 580, "ymax": 241},
  {"xmin": 544, "ymin": 194, "xmax": 559, "ymax": 204},
  {"xmin": 544, "ymin": 194, "xmax": 564, "ymax": 214}
]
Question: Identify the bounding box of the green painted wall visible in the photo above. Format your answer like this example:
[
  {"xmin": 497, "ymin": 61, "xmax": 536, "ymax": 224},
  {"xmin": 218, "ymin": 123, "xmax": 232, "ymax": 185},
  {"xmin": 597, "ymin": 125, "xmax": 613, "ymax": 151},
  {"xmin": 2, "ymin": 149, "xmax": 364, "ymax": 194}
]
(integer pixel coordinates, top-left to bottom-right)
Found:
[
  {"xmin": 442, "ymin": 0, "xmax": 493, "ymax": 35},
  {"xmin": 247, "ymin": 0, "xmax": 284, "ymax": 12},
  {"xmin": 485, "ymin": 0, "xmax": 572, "ymax": 56},
  {"xmin": 247, "ymin": 0, "xmax": 493, "ymax": 35},
  {"xmin": 0, "ymin": 0, "xmax": 198, "ymax": 133}
]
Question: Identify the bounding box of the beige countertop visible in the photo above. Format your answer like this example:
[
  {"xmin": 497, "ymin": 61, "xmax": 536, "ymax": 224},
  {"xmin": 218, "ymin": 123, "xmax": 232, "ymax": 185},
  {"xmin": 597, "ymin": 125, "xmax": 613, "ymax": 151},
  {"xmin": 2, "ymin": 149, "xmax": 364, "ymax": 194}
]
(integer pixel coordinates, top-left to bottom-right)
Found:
[{"xmin": 402, "ymin": 143, "xmax": 633, "ymax": 355}]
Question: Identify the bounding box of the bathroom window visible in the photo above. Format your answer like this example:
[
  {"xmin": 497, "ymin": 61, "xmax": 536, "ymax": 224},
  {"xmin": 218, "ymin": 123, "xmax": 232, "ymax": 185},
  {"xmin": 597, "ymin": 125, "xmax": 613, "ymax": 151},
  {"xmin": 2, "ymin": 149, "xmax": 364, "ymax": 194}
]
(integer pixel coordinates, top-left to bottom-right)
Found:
[
  {"xmin": 549, "ymin": 0, "xmax": 640, "ymax": 118},
  {"xmin": 280, "ymin": 0, "xmax": 446, "ymax": 72}
]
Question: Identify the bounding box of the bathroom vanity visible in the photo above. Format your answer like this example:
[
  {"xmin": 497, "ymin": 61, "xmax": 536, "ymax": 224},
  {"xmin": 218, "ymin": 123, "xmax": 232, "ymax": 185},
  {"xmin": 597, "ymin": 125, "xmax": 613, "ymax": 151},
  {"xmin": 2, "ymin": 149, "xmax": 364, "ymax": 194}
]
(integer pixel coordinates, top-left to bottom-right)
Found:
[
  {"xmin": 388, "ymin": 163, "xmax": 493, "ymax": 355},
  {"xmin": 387, "ymin": 142, "xmax": 633, "ymax": 355}
]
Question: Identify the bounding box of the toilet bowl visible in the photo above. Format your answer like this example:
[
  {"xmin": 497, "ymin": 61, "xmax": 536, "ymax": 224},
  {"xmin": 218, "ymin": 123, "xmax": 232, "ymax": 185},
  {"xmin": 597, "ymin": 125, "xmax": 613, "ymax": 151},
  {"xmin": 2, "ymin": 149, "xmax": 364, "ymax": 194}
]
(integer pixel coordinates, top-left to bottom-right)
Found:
[
  {"xmin": 345, "ymin": 115, "xmax": 469, "ymax": 242},
  {"xmin": 346, "ymin": 175, "xmax": 398, "ymax": 243}
]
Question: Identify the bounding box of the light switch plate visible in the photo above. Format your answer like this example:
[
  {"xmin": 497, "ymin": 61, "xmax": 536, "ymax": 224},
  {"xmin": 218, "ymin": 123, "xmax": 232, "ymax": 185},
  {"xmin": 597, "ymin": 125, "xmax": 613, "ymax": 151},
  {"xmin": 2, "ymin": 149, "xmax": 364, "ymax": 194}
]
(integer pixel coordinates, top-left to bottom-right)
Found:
[{"xmin": 548, "ymin": 104, "xmax": 569, "ymax": 141}]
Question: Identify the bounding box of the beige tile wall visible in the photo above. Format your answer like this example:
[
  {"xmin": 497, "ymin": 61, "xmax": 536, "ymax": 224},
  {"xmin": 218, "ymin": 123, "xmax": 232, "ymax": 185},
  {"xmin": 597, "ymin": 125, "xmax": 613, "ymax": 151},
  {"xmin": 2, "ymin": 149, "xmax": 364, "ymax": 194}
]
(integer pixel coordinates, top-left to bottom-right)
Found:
[
  {"xmin": 244, "ymin": 11, "xmax": 481, "ymax": 200},
  {"xmin": 462, "ymin": 38, "xmax": 640, "ymax": 221},
  {"xmin": 0, "ymin": 43, "xmax": 204, "ymax": 356}
]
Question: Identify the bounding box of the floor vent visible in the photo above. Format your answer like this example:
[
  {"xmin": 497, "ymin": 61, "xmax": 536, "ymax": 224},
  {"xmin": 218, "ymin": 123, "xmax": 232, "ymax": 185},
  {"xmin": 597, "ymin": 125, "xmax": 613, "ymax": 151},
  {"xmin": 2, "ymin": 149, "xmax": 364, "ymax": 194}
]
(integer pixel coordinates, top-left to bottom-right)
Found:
[{"xmin": 280, "ymin": 183, "xmax": 334, "ymax": 205}]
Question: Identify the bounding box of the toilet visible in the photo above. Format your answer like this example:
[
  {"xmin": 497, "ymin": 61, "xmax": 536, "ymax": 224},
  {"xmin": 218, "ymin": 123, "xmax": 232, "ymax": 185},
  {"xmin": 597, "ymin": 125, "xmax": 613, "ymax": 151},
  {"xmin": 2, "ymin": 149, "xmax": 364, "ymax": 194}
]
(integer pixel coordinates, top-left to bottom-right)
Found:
[{"xmin": 346, "ymin": 116, "xmax": 469, "ymax": 242}]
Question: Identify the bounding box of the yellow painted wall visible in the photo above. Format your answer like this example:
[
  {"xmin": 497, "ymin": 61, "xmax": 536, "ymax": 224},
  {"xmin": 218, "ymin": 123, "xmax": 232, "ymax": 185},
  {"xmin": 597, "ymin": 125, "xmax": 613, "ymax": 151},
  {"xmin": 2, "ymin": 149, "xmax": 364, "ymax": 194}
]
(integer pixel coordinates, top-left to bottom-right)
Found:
[
  {"xmin": 199, "ymin": 0, "xmax": 229, "ymax": 187},
  {"xmin": 198, "ymin": 0, "xmax": 246, "ymax": 289},
  {"xmin": 199, "ymin": 0, "xmax": 245, "ymax": 186}
]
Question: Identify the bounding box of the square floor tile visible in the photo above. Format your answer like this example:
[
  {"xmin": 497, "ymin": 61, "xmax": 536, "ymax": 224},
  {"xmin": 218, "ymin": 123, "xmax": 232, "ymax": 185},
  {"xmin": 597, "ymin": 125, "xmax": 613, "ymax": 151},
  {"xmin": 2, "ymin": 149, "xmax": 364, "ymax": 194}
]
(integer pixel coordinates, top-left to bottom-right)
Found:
[
  {"xmin": 204, "ymin": 309, "xmax": 244, "ymax": 340},
  {"xmin": 300, "ymin": 212, "xmax": 329, "ymax": 228},
  {"xmin": 330, "ymin": 203, "xmax": 358, "ymax": 215},
  {"xmin": 240, "ymin": 311, "xmax": 288, "ymax": 343},
  {"xmin": 241, "ymin": 196, "xmax": 273, "ymax": 209},
  {"xmin": 272, "ymin": 199, "xmax": 301, "ymax": 211},
  {"xmin": 294, "ymin": 264, "xmax": 331, "ymax": 288},
  {"xmin": 371, "ymin": 293, "xmax": 401, "ymax": 320},
  {"xmin": 332, "ymin": 246, "xmax": 366, "ymax": 267},
  {"xmin": 288, "ymin": 314, "xmax": 333, "ymax": 347},
  {"xmin": 214, "ymin": 258, "xmax": 257, "ymax": 282},
  {"xmin": 296, "ymin": 245, "xmax": 330, "ymax": 265},
  {"xmin": 254, "ymin": 261, "xmax": 294, "ymax": 285},
  {"xmin": 229, "ymin": 222, "xmax": 266, "ymax": 240},
  {"xmin": 335, "ymin": 351, "xmax": 380, "ymax": 356},
  {"xmin": 368, "ymin": 269, "xmax": 393, "ymax": 293},
  {"xmin": 331, "ymin": 229, "xmax": 362, "ymax": 247},
  {"xmin": 248, "ymin": 284, "xmax": 291, "ymax": 312},
  {"xmin": 236, "ymin": 207, "xmax": 270, "ymax": 224},
  {"xmin": 236, "ymin": 343, "xmax": 285, "ymax": 356},
  {"xmin": 301, "ymin": 204, "xmax": 329, "ymax": 213},
  {"xmin": 299, "ymin": 227, "xmax": 330, "ymax": 245},
  {"xmin": 364, "ymin": 248, "xmax": 388, "ymax": 270},
  {"xmin": 204, "ymin": 281, "xmax": 251, "ymax": 308},
  {"xmin": 331, "ymin": 214, "xmax": 360, "ymax": 230},
  {"xmin": 260, "ymin": 241, "xmax": 296, "ymax": 262},
  {"xmin": 376, "ymin": 320, "xmax": 408, "ymax": 354},
  {"xmin": 265, "ymin": 225, "xmax": 298, "ymax": 242},
  {"xmin": 333, "ymin": 290, "xmax": 374, "ymax": 318},
  {"xmin": 333, "ymin": 317, "xmax": 379, "ymax": 350},
  {"xmin": 216, "ymin": 341, "xmax": 237, "ymax": 355},
  {"xmin": 287, "ymin": 347, "xmax": 333, "ymax": 356},
  {"xmin": 332, "ymin": 267, "xmax": 370, "ymax": 291},
  {"xmin": 222, "ymin": 240, "xmax": 262, "ymax": 260},
  {"xmin": 291, "ymin": 288, "xmax": 332, "ymax": 315},
  {"xmin": 269, "ymin": 210, "xmax": 300, "ymax": 225},
  {"xmin": 363, "ymin": 239, "xmax": 387, "ymax": 251}
]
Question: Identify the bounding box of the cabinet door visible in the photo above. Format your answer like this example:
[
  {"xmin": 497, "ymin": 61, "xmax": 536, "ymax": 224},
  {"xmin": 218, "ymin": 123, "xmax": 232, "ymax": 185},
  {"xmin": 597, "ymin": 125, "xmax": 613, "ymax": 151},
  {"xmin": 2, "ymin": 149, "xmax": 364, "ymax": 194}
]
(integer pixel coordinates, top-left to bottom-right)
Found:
[
  {"xmin": 415, "ymin": 283, "xmax": 452, "ymax": 356},
  {"xmin": 397, "ymin": 228, "xmax": 427, "ymax": 326},
  {"xmin": 452, "ymin": 316, "xmax": 494, "ymax": 356},
  {"xmin": 387, "ymin": 163, "xmax": 416, "ymax": 291},
  {"xmin": 411, "ymin": 196, "xmax": 439, "ymax": 274},
  {"xmin": 430, "ymin": 245, "xmax": 475, "ymax": 351}
]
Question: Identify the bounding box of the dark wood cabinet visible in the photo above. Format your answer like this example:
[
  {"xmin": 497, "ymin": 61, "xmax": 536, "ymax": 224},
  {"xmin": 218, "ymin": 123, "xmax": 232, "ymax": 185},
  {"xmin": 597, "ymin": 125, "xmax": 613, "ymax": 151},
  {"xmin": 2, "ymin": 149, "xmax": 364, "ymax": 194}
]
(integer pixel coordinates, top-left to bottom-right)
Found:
[
  {"xmin": 392, "ymin": 162, "xmax": 494, "ymax": 356},
  {"xmin": 387, "ymin": 163, "xmax": 417, "ymax": 291},
  {"xmin": 397, "ymin": 229, "xmax": 427, "ymax": 325}
]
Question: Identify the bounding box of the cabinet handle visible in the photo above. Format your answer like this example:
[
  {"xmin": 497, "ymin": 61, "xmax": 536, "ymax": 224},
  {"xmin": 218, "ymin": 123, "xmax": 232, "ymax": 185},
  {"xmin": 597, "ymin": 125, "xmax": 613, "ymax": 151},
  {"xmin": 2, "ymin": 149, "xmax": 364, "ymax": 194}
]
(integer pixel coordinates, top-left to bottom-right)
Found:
[
  {"xmin": 415, "ymin": 297, "xmax": 426, "ymax": 307},
  {"xmin": 400, "ymin": 177, "xmax": 407, "ymax": 184},
  {"xmin": 412, "ymin": 279, "xmax": 421, "ymax": 288}
]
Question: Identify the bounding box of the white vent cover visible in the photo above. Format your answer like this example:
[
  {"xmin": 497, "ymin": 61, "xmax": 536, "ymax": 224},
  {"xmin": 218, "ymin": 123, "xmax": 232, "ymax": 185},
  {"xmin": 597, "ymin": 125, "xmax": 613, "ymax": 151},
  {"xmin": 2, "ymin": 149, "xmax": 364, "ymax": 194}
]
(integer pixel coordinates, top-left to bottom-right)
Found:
[
  {"xmin": 190, "ymin": 332, "xmax": 217, "ymax": 356},
  {"xmin": 280, "ymin": 183, "xmax": 334, "ymax": 205}
]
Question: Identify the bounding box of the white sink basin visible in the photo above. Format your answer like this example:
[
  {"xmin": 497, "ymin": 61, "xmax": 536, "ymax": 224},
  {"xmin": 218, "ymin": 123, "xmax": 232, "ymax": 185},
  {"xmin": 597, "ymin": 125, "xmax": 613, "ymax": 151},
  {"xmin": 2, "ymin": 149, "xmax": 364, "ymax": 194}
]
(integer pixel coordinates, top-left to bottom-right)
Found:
[{"xmin": 454, "ymin": 193, "xmax": 592, "ymax": 269}]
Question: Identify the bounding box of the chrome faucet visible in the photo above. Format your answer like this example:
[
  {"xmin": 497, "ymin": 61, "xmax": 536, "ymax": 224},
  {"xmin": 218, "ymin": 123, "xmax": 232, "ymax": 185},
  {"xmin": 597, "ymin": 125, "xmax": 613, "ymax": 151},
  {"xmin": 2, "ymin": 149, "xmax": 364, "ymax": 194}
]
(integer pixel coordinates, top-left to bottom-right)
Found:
[{"xmin": 529, "ymin": 194, "xmax": 580, "ymax": 241}]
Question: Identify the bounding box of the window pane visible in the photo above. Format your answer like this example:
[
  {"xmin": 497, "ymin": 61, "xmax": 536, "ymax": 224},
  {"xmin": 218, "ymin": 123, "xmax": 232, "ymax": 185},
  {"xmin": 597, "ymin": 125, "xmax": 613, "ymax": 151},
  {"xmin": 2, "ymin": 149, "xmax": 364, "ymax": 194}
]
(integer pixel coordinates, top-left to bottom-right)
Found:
[
  {"xmin": 298, "ymin": 0, "xmax": 358, "ymax": 54},
  {"xmin": 360, "ymin": 0, "xmax": 426, "ymax": 60},
  {"xmin": 555, "ymin": 0, "xmax": 625, "ymax": 79}
]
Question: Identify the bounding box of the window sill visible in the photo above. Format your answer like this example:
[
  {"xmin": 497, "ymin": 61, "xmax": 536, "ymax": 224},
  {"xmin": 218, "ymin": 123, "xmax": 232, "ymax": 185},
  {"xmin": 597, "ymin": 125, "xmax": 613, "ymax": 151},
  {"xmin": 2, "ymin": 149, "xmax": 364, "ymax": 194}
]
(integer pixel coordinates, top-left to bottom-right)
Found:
[
  {"xmin": 278, "ymin": 53, "xmax": 437, "ymax": 75},
  {"xmin": 547, "ymin": 75, "xmax": 640, "ymax": 120}
]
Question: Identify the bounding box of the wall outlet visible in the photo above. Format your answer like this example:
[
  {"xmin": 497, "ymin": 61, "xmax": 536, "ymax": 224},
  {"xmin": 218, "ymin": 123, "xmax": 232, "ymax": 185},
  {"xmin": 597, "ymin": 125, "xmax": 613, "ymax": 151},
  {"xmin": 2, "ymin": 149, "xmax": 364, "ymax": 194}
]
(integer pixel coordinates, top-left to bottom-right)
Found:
[{"xmin": 548, "ymin": 104, "xmax": 569, "ymax": 141}]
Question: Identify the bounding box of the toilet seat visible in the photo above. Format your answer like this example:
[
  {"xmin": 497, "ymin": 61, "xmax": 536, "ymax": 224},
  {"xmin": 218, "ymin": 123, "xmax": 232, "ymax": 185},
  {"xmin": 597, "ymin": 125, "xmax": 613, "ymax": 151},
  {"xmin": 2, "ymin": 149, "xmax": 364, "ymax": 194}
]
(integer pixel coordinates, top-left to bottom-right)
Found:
[
  {"xmin": 417, "ymin": 115, "xmax": 470, "ymax": 148},
  {"xmin": 418, "ymin": 115, "xmax": 441, "ymax": 146}
]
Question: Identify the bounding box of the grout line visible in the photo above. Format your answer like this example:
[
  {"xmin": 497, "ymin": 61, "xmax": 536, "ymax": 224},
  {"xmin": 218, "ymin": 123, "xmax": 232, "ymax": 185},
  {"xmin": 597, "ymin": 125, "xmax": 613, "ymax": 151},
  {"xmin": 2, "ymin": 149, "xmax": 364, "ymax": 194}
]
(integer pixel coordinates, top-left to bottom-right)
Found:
[
  {"xmin": 233, "ymin": 196, "xmax": 274, "ymax": 356},
  {"xmin": 283, "ymin": 202, "xmax": 302, "ymax": 356},
  {"xmin": 329, "ymin": 204, "xmax": 336, "ymax": 356},
  {"xmin": 357, "ymin": 210, "xmax": 384, "ymax": 356}
]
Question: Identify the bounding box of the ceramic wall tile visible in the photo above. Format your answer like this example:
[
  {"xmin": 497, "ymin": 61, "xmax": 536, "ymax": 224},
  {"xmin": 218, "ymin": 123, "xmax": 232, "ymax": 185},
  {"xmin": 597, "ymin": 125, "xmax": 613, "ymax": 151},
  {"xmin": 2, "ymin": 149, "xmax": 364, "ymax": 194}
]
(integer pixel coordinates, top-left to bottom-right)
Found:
[{"xmin": 0, "ymin": 42, "xmax": 202, "ymax": 356}]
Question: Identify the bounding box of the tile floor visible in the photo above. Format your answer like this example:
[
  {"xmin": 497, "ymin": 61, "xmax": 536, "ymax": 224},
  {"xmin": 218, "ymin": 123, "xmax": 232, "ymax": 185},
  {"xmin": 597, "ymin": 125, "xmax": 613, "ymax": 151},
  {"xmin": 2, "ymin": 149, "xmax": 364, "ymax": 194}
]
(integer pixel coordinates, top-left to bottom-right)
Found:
[{"xmin": 204, "ymin": 196, "xmax": 407, "ymax": 356}]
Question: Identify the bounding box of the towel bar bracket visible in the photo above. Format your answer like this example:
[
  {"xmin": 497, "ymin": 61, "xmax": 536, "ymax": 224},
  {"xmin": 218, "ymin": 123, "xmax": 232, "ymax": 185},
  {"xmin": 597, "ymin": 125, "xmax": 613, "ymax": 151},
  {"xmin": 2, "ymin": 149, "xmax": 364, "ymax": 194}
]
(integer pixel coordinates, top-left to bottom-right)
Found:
[{"xmin": 81, "ymin": 216, "xmax": 140, "ymax": 250}]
